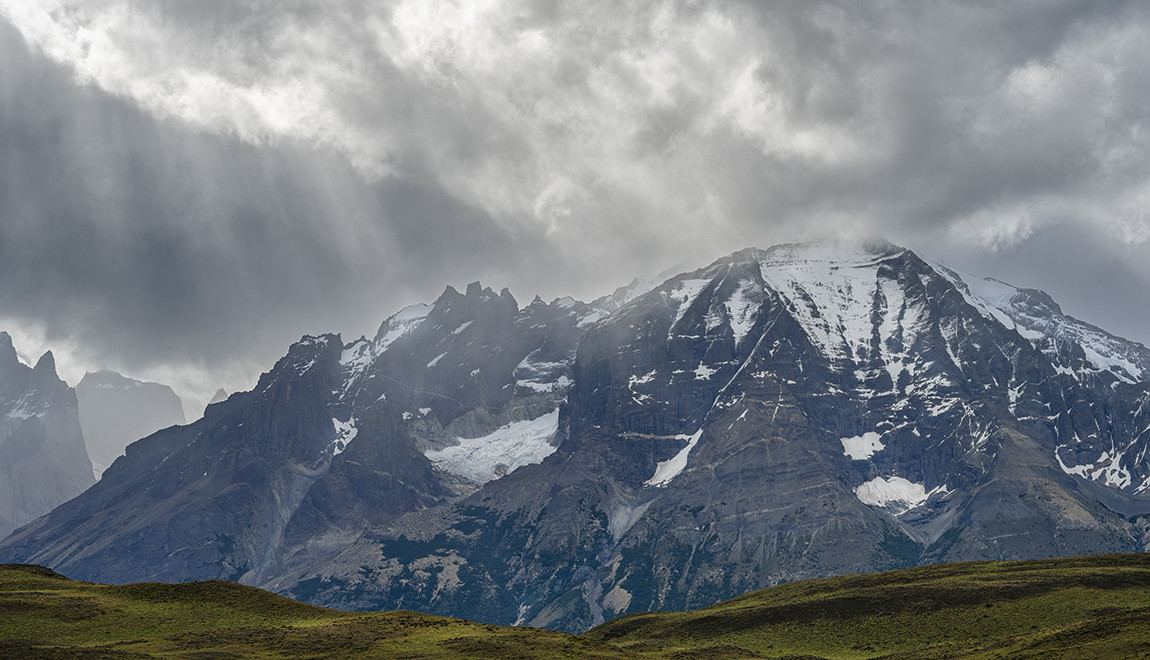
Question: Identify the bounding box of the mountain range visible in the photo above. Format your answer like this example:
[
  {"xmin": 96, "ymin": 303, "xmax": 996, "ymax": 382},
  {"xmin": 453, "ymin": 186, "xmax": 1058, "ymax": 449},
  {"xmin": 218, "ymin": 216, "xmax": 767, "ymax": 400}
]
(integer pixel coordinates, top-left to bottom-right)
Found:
[{"xmin": 3, "ymin": 239, "xmax": 1149, "ymax": 633}]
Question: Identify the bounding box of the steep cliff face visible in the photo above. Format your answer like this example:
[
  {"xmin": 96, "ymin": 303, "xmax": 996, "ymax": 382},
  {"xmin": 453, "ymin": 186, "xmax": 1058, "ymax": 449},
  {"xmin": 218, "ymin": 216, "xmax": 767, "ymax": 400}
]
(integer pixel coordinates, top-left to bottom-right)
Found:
[
  {"xmin": 0, "ymin": 333, "xmax": 93, "ymax": 538},
  {"xmin": 4, "ymin": 241, "xmax": 1150, "ymax": 634}
]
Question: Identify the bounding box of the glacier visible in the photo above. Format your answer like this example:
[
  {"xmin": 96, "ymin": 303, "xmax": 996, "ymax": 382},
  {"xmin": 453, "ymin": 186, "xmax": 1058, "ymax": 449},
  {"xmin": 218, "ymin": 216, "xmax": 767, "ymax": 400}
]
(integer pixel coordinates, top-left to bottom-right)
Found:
[{"xmin": 425, "ymin": 409, "xmax": 560, "ymax": 486}]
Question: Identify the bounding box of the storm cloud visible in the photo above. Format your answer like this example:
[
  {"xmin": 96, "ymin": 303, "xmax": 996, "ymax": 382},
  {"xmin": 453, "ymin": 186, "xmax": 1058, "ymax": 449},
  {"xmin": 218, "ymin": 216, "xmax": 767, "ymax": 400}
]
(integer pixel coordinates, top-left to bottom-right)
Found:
[{"xmin": 0, "ymin": 1, "xmax": 1148, "ymax": 409}]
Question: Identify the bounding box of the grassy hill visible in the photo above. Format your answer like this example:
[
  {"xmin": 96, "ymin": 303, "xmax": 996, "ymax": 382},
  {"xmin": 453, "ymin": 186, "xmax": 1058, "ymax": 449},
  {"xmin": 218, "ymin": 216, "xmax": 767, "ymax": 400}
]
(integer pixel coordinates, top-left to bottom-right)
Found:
[
  {"xmin": 590, "ymin": 553, "xmax": 1150, "ymax": 658},
  {"xmin": 4, "ymin": 554, "xmax": 1150, "ymax": 658},
  {"xmin": 0, "ymin": 564, "xmax": 619, "ymax": 659}
]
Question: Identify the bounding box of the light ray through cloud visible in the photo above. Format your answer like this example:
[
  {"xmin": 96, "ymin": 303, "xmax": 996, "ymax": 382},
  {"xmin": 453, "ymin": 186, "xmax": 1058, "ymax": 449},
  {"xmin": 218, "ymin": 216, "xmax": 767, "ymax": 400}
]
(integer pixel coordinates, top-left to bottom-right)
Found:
[{"xmin": 0, "ymin": 0, "xmax": 1148, "ymax": 406}]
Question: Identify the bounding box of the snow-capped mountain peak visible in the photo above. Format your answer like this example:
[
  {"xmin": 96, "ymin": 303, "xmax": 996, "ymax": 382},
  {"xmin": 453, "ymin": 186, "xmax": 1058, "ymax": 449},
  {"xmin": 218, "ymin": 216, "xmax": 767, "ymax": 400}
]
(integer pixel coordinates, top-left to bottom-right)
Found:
[
  {"xmin": 937, "ymin": 265, "xmax": 1150, "ymax": 384},
  {"xmin": 755, "ymin": 240, "xmax": 910, "ymax": 364},
  {"xmin": 8, "ymin": 240, "xmax": 1150, "ymax": 637}
]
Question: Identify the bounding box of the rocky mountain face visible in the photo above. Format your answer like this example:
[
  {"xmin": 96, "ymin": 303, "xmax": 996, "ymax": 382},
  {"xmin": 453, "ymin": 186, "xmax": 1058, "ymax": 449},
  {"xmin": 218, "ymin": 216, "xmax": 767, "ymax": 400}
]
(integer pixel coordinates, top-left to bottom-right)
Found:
[
  {"xmin": 3, "ymin": 241, "xmax": 1150, "ymax": 633},
  {"xmin": 0, "ymin": 332, "xmax": 94, "ymax": 539},
  {"xmin": 76, "ymin": 370, "xmax": 186, "ymax": 477},
  {"xmin": 0, "ymin": 284, "xmax": 591, "ymax": 586},
  {"xmin": 283, "ymin": 242, "xmax": 1150, "ymax": 631}
]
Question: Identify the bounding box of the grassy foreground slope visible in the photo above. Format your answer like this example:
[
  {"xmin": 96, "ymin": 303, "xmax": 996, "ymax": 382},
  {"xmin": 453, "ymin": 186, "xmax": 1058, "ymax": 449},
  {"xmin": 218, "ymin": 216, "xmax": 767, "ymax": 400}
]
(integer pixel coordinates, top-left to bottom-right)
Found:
[
  {"xmin": 0, "ymin": 564, "xmax": 621, "ymax": 659},
  {"xmin": 589, "ymin": 553, "xmax": 1150, "ymax": 659},
  {"xmin": 4, "ymin": 554, "xmax": 1150, "ymax": 658}
]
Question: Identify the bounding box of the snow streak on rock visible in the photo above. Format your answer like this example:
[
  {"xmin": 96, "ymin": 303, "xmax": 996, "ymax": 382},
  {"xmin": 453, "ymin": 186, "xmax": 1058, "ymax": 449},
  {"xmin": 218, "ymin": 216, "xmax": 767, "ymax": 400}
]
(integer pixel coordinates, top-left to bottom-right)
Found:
[
  {"xmin": 645, "ymin": 429, "xmax": 703, "ymax": 488},
  {"xmin": 723, "ymin": 279, "xmax": 759, "ymax": 347},
  {"xmin": 1056, "ymin": 445, "xmax": 1132, "ymax": 490},
  {"xmin": 939, "ymin": 268, "xmax": 1150, "ymax": 384},
  {"xmin": 758, "ymin": 242, "xmax": 901, "ymax": 364},
  {"xmin": 515, "ymin": 349, "xmax": 574, "ymax": 394},
  {"xmin": 376, "ymin": 304, "xmax": 433, "ymax": 352},
  {"xmin": 666, "ymin": 279, "xmax": 712, "ymax": 335}
]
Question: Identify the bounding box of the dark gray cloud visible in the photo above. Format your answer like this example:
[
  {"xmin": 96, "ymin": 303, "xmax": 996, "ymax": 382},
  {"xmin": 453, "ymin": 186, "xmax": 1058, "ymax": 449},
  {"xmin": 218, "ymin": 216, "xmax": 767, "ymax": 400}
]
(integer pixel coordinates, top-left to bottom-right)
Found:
[{"xmin": 0, "ymin": 1, "xmax": 1148, "ymax": 407}]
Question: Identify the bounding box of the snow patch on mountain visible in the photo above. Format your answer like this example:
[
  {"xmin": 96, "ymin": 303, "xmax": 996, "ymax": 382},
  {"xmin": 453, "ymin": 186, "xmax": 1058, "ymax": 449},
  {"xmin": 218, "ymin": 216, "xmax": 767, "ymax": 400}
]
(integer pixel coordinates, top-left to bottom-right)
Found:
[
  {"xmin": 667, "ymin": 279, "xmax": 711, "ymax": 333},
  {"xmin": 424, "ymin": 409, "xmax": 559, "ymax": 486},
  {"xmin": 724, "ymin": 280, "xmax": 759, "ymax": 346},
  {"xmin": 606, "ymin": 499, "xmax": 654, "ymax": 542},
  {"xmin": 335, "ymin": 302, "xmax": 432, "ymax": 392},
  {"xmin": 694, "ymin": 363, "xmax": 716, "ymax": 380},
  {"xmin": 841, "ymin": 432, "xmax": 885, "ymax": 460},
  {"xmin": 629, "ymin": 371, "xmax": 656, "ymax": 388},
  {"xmin": 576, "ymin": 311, "xmax": 605, "ymax": 328},
  {"xmin": 628, "ymin": 370, "xmax": 657, "ymax": 404},
  {"xmin": 377, "ymin": 303, "xmax": 432, "ymax": 351},
  {"xmin": 855, "ymin": 476, "xmax": 946, "ymax": 514},
  {"xmin": 953, "ymin": 274, "xmax": 1030, "ymax": 334},
  {"xmin": 645, "ymin": 429, "xmax": 703, "ymax": 487},
  {"xmin": 873, "ymin": 274, "xmax": 930, "ymax": 389},
  {"xmin": 340, "ymin": 340, "xmax": 375, "ymax": 374},
  {"xmin": 7, "ymin": 393, "xmax": 47, "ymax": 419},
  {"xmin": 290, "ymin": 338, "xmax": 330, "ymax": 375},
  {"xmin": 582, "ymin": 278, "xmax": 656, "ymax": 328},
  {"xmin": 515, "ymin": 350, "xmax": 574, "ymax": 393},
  {"xmin": 516, "ymin": 376, "xmax": 571, "ymax": 393},
  {"xmin": 1055, "ymin": 446, "xmax": 1132, "ymax": 490},
  {"xmin": 757, "ymin": 242, "xmax": 903, "ymax": 364},
  {"xmin": 330, "ymin": 417, "xmax": 357, "ymax": 456},
  {"xmin": 938, "ymin": 268, "xmax": 1149, "ymax": 383}
]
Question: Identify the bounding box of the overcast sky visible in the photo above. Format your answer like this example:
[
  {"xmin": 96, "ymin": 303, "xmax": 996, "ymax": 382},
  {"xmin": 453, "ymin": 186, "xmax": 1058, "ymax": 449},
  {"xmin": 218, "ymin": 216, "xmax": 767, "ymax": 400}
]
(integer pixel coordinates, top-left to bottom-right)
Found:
[{"xmin": 1, "ymin": 0, "xmax": 1148, "ymax": 414}]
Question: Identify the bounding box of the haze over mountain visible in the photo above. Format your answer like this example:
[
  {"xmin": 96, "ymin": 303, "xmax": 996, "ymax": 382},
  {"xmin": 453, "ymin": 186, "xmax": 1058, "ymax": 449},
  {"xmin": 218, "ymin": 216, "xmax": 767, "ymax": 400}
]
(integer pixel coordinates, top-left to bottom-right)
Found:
[
  {"xmin": 75, "ymin": 370, "xmax": 186, "ymax": 477},
  {"xmin": 208, "ymin": 389, "xmax": 228, "ymax": 406},
  {"xmin": 0, "ymin": 332, "xmax": 93, "ymax": 539},
  {"xmin": 4, "ymin": 240, "xmax": 1149, "ymax": 633}
]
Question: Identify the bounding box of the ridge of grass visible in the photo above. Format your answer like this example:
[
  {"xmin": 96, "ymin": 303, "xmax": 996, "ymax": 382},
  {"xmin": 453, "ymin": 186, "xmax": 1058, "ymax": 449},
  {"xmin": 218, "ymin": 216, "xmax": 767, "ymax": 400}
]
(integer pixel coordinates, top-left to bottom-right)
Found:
[
  {"xmin": 589, "ymin": 553, "xmax": 1150, "ymax": 658},
  {"xmin": 4, "ymin": 554, "xmax": 1150, "ymax": 658}
]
